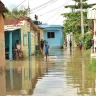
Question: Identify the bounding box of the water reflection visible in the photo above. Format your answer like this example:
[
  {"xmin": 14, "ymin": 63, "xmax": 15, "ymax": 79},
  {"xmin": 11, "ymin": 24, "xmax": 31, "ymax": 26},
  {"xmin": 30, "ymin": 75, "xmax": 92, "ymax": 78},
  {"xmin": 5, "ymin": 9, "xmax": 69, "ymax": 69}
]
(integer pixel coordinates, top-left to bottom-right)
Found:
[
  {"xmin": 0, "ymin": 69, "xmax": 6, "ymax": 96},
  {"xmin": 4, "ymin": 48, "xmax": 96, "ymax": 96}
]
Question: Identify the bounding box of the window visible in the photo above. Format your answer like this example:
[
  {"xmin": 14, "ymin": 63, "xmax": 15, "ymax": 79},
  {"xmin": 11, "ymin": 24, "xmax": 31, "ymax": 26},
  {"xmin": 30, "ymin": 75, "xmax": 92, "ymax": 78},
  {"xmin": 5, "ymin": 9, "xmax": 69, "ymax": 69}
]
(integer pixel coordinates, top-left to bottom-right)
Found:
[{"xmin": 47, "ymin": 32, "xmax": 55, "ymax": 38}]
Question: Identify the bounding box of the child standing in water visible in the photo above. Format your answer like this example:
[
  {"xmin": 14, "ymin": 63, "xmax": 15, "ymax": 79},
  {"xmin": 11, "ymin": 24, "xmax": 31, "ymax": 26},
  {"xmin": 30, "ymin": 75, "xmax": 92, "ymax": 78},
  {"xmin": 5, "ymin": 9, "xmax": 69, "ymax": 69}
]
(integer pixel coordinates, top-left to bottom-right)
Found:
[
  {"xmin": 78, "ymin": 41, "xmax": 83, "ymax": 50},
  {"xmin": 44, "ymin": 41, "xmax": 49, "ymax": 60}
]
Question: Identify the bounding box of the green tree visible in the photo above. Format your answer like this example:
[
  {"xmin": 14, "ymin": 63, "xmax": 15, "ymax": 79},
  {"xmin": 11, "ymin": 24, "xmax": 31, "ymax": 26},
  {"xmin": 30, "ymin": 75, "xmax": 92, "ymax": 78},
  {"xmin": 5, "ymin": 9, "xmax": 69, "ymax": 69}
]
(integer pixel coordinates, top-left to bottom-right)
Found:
[
  {"xmin": 4, "ymin": 8, "xmax": 29, "ymax": 18},
  {"xmin": 62, "ymin": 0, "xmax": 96, "ymax": 35},
  {"xmin": 62, "ymin": 0, "xmax": 96, "ymax": 48}
]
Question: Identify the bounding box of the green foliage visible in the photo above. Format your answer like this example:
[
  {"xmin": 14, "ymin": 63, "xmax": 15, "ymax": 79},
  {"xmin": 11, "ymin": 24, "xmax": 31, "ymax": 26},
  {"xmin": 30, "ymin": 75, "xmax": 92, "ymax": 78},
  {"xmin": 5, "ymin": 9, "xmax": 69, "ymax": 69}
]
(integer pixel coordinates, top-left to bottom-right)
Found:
[
  {"xmin": 62, "ymin": 0, "xmax": 95, "ymax": 38},
  {"xmin": 88, "ymin": 59, "xmax": 96, "ymax": 72},
  {"xmin": 83, "ymin": 32, "xmax": 92, "ymax": 50},
  {"xmin": 84, "ymin": 49, "xmax": 91, "ymax": 57},
  {"xmin": 74, "ymin": 33, "xmax": 81, "ymax": 45},
  {"xmin": 4, "ymin": 8, "xmax": 29, "ymax": 18},
  {"xmin": 74, "ymin": 31, "xmax": 92, "ymax": 49}
]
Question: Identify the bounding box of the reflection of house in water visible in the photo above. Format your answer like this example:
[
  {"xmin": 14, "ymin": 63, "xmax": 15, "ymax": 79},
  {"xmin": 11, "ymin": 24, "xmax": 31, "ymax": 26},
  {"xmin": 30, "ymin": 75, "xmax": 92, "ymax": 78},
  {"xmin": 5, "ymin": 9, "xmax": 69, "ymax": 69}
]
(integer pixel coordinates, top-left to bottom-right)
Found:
[
  {"xmin": 0, "ymin": 72, "xmax": 6, "ymax": 96},
  {"xmin": 6, "ymin": 68, "xmax": 22, "ymax": 95},
  {"xmin": 5, "ymin": 57, "xmax": 49, "ymax": 95}
]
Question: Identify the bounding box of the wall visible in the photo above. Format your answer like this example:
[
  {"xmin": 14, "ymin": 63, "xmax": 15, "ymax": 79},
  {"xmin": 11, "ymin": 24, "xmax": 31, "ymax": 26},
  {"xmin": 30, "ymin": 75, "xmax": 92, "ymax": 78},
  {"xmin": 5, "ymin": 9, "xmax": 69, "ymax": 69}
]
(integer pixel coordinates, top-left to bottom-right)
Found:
[
  {"xmin": 21, "ymin": 21, "xmax": 29, "ymax": 57},
  {"xmin": 31, "ymin": 30, "xmax": 35, "ymax": 54},
  {"xmin": 43, "ymin": 26, "xmax": 63, "ymax": 48},
  {"xmin": 0, "ymin": 14, "xmax": 5, "ymax": 65},
  {"xmin": 40, "ymin": 29, "xmax": 44, "ymax": 40}
]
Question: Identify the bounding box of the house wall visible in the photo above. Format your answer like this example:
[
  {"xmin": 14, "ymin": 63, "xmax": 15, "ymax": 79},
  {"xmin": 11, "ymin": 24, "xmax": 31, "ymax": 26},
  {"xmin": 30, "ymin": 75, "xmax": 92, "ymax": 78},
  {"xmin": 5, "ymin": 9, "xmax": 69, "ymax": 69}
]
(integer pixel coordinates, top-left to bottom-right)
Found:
[
  {"xmin": 21, "ymin": 21, "xmax": 36, "ymax": 56},
  {"xmin": 40, "ymin": 29, "xmax": 44, "ymax": 40},
  {"xmin": 0, "ymin": 14, "xmax": 5, "ymax": 65},
  {"xmin": 21, "ymin": 21, "xmax": 29, "ymax": 57},
  {"xmin": 43, "ymin": 26, "xmax": 63, "ymax": 48},
  {"xmin": 93, "ymin": 20, "xmax": 96, "ymax": 52},
  {"xmin": 31, "ymin": 30, "xmax": 35, "ymax": 54}
]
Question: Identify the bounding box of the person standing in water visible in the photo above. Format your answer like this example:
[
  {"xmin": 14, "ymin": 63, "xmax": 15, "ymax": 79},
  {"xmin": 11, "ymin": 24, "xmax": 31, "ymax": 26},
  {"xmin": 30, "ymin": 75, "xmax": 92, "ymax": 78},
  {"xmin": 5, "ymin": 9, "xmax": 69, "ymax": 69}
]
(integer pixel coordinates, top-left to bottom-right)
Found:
[
  {"xmin": 40, "ymin": 39, "xmax": 44, "ymax": 55},
  {"xmin": 78, "ymin": 41, "xmax": 83, "ymax": 50},
  {"xmin": 44, "ymin": 41, "xmax": 49, "ymax": 60}
]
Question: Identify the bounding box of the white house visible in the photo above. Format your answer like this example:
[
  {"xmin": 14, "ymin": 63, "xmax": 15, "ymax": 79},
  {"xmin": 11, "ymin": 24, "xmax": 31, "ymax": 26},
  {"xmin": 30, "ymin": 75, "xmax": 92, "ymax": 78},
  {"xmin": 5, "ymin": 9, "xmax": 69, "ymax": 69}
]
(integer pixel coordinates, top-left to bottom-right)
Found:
[{"xmin": 87, "ymin": 8, "xmax": 96, "ymax": 53}]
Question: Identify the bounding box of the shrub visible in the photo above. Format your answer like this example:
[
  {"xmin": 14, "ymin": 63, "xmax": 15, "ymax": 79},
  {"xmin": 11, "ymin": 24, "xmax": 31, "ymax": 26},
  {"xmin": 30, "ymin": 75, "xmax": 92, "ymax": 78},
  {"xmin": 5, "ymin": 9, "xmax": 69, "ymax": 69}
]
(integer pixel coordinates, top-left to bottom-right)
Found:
[{"xmin": 83, "ymin": 31, "xmax": 92, "ymax": 50}]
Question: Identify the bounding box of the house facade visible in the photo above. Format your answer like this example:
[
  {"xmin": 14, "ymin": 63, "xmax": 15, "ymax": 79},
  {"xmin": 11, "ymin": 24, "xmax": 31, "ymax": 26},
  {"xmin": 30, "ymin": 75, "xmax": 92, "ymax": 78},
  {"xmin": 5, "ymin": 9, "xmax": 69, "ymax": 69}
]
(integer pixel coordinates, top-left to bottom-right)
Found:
[
  {"xmin": 87, "ymin": 9, "xmax": 96, "ymax": 53},
  {"xmin": 39, "ymin": 24, "xmax": 63, "ymax": 48},
  {"xmin": 4, "ymin": 18, "xmax": 37, "ymax": 60}
]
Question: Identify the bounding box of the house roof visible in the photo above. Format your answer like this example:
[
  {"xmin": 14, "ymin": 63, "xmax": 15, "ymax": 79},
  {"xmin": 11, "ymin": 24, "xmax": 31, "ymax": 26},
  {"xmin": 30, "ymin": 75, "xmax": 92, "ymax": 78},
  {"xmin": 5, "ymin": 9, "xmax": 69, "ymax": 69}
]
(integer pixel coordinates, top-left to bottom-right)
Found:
[
  {"xmin": 4, "ymin": 17, "xmax": 45, "ymax": 32},
  {"xmin": 33, "ymin": 24, "xmax": 45, "ymax": 29},
  {"xmin": 4, "ymin": 18, "xmax": 29, "ymax": 25},
  {"xmin": 0, "ymin": 1, "xmax": 8, "ymax": 13},
  {"xmin": 39, "ymin": 24, "xmax": 62, "ymax": 28}
]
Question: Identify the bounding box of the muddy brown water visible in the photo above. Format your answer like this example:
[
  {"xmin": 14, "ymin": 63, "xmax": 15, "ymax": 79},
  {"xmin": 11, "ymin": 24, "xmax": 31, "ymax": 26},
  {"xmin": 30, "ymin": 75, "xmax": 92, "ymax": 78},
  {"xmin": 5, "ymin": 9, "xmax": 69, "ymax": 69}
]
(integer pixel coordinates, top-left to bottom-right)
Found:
[{"xmin": 0, "ymin": 48, "xmax": 96, "ymax": 96}]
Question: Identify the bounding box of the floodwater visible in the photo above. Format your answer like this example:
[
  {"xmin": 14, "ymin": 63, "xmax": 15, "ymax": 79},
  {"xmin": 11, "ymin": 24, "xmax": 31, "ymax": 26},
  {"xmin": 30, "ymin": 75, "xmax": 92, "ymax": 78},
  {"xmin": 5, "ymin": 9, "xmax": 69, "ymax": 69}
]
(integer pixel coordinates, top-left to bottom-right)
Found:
[{"xmin": 0, "ymin": 47, "xmax": 96, "ymax": 96}]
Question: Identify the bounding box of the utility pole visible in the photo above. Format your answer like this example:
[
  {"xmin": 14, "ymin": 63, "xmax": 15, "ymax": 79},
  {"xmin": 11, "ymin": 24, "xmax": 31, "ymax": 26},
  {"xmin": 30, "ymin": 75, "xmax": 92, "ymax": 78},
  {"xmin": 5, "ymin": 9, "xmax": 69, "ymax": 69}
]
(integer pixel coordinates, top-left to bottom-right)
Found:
[
  {"xmin": 80, "ymin": 0, "xmax": 84, "ymax": 37},
  {"xmin": 28, "ymin": 0, "xmax": 30, "ymax": 17}
]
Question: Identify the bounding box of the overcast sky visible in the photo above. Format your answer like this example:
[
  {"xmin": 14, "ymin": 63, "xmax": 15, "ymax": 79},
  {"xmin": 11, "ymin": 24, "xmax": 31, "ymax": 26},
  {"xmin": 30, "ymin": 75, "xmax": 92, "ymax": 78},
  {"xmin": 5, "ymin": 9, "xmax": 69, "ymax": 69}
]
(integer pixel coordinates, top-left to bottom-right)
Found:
[{"xmin": 2, "ymin": 0, "xmax": 96, "ymax": 25}]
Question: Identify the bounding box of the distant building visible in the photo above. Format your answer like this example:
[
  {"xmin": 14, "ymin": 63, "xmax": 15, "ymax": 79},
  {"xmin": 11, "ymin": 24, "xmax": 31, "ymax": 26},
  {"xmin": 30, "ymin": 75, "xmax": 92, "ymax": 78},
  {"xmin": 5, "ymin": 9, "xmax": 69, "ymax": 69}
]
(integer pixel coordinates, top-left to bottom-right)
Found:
[{"xmin": 39, "ymin": 24, "xmax": 64, "ymax": 48}]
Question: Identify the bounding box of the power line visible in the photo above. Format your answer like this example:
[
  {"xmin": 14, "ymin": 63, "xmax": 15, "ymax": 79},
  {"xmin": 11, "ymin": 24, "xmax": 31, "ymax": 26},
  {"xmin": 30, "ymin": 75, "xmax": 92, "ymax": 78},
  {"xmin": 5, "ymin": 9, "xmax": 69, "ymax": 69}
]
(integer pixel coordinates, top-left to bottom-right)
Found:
[
  {"xmin": 38, "ymin": 4, "xmax": 65, "ymax": 16},
  {"xmin": 43, "ymin": 0, "xmax": 70, "ymax": 24},
  {"xmin": 12, "ymin": 0, "xmax": 27, "ymax": 10},
  {"xmin": 52, "ymin": 9, "xmax": 65, "ymax": 24},
  {"xmin": 29, "ymin": 0, "xmax": 58, "ymax": 12},
  {"xmin": 28, "ymin": 0, "xmax": 58, "ymax": 14},
  {"xmin": 44, "ymin": 7, "xmax": 62, "ymax": 23}
]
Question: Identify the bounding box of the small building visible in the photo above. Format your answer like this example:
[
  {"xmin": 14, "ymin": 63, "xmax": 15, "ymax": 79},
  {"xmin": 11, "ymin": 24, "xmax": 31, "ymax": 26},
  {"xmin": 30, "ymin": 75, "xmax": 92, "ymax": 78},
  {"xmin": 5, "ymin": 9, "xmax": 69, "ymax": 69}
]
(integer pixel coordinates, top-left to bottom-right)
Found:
[
  {"xmin": 4, "ymin": 18, "xmax": 38, "ymax": 60},
  {"xmin": 39, "ymin": 24, "xmax": 64, "ymax": 48}
]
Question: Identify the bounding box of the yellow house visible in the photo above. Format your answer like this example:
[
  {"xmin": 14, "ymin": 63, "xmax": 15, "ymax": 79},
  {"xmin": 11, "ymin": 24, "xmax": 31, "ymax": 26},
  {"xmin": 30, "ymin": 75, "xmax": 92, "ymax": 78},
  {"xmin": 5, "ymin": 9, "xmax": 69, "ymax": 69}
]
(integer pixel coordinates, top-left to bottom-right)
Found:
[
  {"xmin": 32, "ymin": 24, "xmax": 44, "ymax": 50},
  {"xmin": 4, "ymin": 18, "xmax": 39, "ymax": 59}
]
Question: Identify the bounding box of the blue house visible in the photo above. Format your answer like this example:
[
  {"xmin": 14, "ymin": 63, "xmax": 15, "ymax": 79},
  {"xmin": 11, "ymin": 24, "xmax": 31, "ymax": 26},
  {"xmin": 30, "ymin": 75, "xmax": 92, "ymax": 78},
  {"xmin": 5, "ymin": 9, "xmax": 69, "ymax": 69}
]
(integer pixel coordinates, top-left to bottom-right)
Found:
[{"xmin": 39, "ymin": 24, "xmax": 63, "ymax": 48}]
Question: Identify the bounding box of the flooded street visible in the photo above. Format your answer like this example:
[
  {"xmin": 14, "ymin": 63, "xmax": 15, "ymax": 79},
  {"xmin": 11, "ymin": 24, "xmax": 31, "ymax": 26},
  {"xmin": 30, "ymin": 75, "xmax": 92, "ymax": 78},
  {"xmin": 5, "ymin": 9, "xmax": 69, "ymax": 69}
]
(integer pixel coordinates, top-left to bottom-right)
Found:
[{"xmin": 1, "ymin": 48, "xmax": 96, "ymax": 96}]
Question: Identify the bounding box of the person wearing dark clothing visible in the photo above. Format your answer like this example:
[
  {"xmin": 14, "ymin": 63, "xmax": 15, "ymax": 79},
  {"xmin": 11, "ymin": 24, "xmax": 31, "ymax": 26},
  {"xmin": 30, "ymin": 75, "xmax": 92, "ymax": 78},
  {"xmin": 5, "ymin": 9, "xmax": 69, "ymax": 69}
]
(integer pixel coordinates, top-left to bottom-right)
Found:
[
  {"xmin": 40, "ymin": 39, "xmax": 44, "ymax": 55},
  {"xmin": 69, "ymin": 40, "xmax": 72, "ymax": 54},
  {"xmin": 70, "ymin": 40, "xmax": 72, "ymax": 48}
]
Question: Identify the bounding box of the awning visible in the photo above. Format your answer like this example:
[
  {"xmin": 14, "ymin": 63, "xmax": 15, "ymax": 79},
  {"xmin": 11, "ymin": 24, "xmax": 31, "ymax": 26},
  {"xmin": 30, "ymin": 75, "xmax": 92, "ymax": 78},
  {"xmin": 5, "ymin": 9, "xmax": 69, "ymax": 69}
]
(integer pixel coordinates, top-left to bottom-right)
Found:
[{"xmin": 4, "ymin": 26, "xmax": 21, "ymax": 31}]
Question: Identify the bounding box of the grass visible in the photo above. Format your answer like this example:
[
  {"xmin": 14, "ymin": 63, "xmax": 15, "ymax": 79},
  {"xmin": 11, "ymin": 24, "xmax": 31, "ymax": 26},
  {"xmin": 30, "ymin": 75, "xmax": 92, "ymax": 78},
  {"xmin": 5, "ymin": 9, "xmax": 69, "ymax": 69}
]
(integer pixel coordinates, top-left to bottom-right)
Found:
[
  {"xmin": 88, "ymin": 59, "xmax": 96, "ymax": 72},
  {"xmin": 84, "ymin": 49, "xmax": 91, "ymax": 57}
]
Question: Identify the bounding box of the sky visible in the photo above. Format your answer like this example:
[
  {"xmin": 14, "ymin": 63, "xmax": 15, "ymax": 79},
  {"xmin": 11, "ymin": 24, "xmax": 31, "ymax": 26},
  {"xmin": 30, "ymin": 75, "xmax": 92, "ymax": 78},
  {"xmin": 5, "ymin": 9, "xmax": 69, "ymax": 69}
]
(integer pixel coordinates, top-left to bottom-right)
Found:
[{"xmin": 1, "ymin": 0, "xmax": 96, "ymax": 25}]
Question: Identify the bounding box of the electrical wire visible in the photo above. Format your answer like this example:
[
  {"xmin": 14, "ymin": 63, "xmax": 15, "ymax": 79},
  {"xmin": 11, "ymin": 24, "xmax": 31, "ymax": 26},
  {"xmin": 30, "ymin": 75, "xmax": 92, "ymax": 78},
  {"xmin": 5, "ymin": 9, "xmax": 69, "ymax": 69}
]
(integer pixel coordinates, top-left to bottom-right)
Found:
[
  {"xmin": 29, "ymin": 0, "xmax": 58, "ymax": 12},
  {"xmin": 38, "ymin": 4, "xmax": 65, "ymax": 16},
  {"xmin": 12, "ymin": 0, "xmax": 27, "ymax": 10},
  {"xmin": 43, "ymin": 0, "xmax": 70, "ymax": 24},
  {"xmin": 44, "ymin": 7, "xmax": 62, "ymax": 23},
  {"xmin": 28, "ymin": 0, "xmax": 58, "ymax": 14},
  {"xmin": 52, "ymin": 7, "xmax": 65, "ymax": 24}
]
